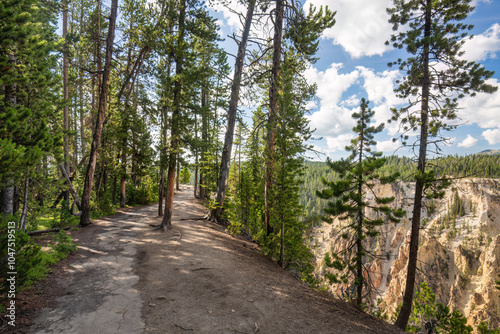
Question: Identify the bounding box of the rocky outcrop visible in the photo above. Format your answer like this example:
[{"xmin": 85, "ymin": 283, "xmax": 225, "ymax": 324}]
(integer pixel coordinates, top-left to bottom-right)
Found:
[{"xmin": 311, "ymin": 178, "xmax": 500, "ymax": 328}]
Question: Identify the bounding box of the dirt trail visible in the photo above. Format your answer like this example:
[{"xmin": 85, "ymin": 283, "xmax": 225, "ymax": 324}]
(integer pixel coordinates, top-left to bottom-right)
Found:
[{"xmin": 22, "ymin": 185, "xmax": 403, "ymax": 333}]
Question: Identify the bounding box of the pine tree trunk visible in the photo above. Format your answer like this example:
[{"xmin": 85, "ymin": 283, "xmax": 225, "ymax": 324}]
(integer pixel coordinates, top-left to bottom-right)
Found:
[
  {"xmin": 176, "ymin": 154, "xmax": 180, "ymax": 191},
  {"xmin": 80, "ymin": 0, "xmax": 118, "ymax": 226},
  {"xmin": 194, "ymin": 114, "xmax": 199, "ymax": 199},
  {"xmin": 120, "ymin": 140, "xmax": 127, "ymax": 208},
  {"xmin": 395, "ymin": 1, "xmax": 431, "ymax": 329},
  {"xmin": 59, "ymin": 163, "xmax": 82, "ymax": 210},
  {"xmin": 18, "ymin": 178, "xmax": 29, "ymax": 230},
  {"xmin": 212, "ymin": 0, "xmax": 255, "ymax": 221},
  {"xmin": 62, "ymin": 0, "xmax": 70, "ymax": 204},
  {"xmin": 265, "ymin": 0, "xmax": 284, "ymax": 236},
  {"xmin": 356, "ymin": 115, "xmax": 365, "ymax": 308},
  {"xmin": 112, "ymin": 175, "xmax": 117, "ymax": 205},
  {"xmin": 199, "ymin": 89, "xmax": 208, "ymax": 200},
  {"xmin": 158, "ymin": 166, "xmax": 164, "ymax": 216},
  {"xmin": 1, "ymin": 54, "xmax": 17, "ymax": 217},
  {"xmin": 0, "ymin": 183, "xmax": 14, "ymax": 217},
  {"xmin": 160, "ymin": 0, "xmax": 185, "ymax": 230}
]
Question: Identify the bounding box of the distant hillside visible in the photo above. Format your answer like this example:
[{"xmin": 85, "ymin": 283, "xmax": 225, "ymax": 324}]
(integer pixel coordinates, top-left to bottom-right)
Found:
[
  {"xmin": 300, "ymin": 154, "xmax": 500, "ymax": 220},
  {"xmin": 477, "ymin": 149, "xmax": 500, "ymax": 155}
]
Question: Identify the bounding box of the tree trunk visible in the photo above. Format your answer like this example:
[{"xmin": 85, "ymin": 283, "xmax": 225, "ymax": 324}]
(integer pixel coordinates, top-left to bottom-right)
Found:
[
  {"xmin": 176, "ymin": 154, "xmax": 180, "ymax": 191},
  {"xmin": 395, "ymin": 1, "xmax": 431, "ymax": 329},
  {"xmin": 0, "ymin": 183, "xmax": 14, "ymax": 217},
  {"xmin": 160, "ymin": 0, "xmax": 185, "ymax": 231},
  {"xmin": 1, "ymin": 54, "xmax": 17, "ymax": 217},
  {"xmin": 63, "ymin": 0, "xmax": 70, "ymax": 204},
  {"xmin": 158, "ymin": 166, "xmax": 164, "ymax": 216},
  {"xmin": 211, "ymin": 0, "xmax": 255, "ymax": 221},
  {"xmin": 120, "ymin": 140, "xmax": 127, "ymax": 207},
  {"xmin": 80, "ymin": 0, "xmax": 118, "ymax": 226},
  {"xmin": 265, "ymin": 0, "xmax": 284, "ymax": 236},
  {"xmin": 18, "ymin": 178, "xmax": 29, "ymax": 230},
  {"xmin": 59, "ymin": 163, "xmax": 82, "ymax": 210},
  {"xmin": 194, "ymin": 113, "xmax": 199, "ymax": 199},
  {"xmin": 112, "ymin": 175, "xmax": 117, "ymax": 205}
]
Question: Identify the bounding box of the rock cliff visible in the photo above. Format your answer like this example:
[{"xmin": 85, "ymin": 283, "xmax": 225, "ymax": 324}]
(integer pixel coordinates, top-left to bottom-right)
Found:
[{"xmin": 311, "ymin": 178, "xmax": 500, "ymax": 327}]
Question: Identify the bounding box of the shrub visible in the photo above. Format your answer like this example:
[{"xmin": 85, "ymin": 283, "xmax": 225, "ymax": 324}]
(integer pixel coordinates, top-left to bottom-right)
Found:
[{"xmin": 0, "ymin": 216, "xmax": 43, "ymax": 295}]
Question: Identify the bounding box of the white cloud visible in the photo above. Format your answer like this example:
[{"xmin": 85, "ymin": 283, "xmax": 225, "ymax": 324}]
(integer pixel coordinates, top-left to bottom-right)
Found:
[
  {"xmin": 459, "ymin": 78, "xmax": 500, "ymax": 129},
  {"xmin": 458, "ymin": 134, "xmax": 479, "ymax": 148},
  {"xmin": 462, "ymin": 24, "xmax": 500, "ymax": 61},
  {"xmin": 326, "ymin": 134, "xmax": 354, "ymax": 153},
  {"xmin": 482, "ymin": 129, "xmax": 500, "ymax": 145},
  {"xmin": 377, "ymin": 139, "xmax": 400, "ymax": 152},
  {"xmin": 305, "ymin": 63, "xmax": 406, "ymax": 155},
  {"xmin": 208, "ymin": 0, "xmax": 246, "ymax": 31},
  {"xmin": 357, "ymin": 67, "xmax": 403, "ymax": 135},
  {"xmin": 305, "ymin": 0, "xmax": 393, "ymax": 58},
  {"xmin": 305, "ymin": 63, "xmax": 360, "ymax": 137}
]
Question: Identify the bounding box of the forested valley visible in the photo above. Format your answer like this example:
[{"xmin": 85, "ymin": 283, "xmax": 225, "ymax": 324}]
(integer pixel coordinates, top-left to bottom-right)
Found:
[{"xmin": 1, "ymin": 0, "xmax": 499, "ymax": 333}]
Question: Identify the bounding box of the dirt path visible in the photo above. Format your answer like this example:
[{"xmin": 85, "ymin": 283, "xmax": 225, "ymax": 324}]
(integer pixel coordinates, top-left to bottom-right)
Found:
[{"xmin": 21, "ymin": 186, "xmax": 403, "ymax": 333}]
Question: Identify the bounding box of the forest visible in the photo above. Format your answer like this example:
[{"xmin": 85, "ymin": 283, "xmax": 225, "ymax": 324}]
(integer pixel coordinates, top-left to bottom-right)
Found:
[{"xmin": 0, "ymin": 0, "xmax": 499, "ymax": 332}]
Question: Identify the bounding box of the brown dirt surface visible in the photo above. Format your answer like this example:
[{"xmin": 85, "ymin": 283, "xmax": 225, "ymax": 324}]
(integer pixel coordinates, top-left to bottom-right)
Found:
[{"xmin": 2, "ymin": 185, "xmax": 405, "ymax": 333}]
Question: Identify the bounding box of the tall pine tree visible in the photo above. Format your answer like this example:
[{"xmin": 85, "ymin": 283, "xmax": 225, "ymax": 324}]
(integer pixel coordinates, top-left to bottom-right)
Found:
[
  {"xmin": 317, "ymin": 98, "xmax": 404, "ymax": 308},
  {"xmin": 386, "ymin": 0, "xmax": 497, "ymax": 328}
]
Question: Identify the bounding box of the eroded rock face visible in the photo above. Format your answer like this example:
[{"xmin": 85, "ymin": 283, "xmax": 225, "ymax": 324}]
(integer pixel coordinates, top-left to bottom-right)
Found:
[{"xmin": 311, "ymin": 178, "xmax": 500, "ymax": 327}]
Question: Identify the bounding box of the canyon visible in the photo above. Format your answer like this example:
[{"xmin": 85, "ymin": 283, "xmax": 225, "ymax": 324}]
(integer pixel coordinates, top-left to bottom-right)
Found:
[{"xmin": 311, "ymin": 178, "xmax": 500, "ymax": 328}]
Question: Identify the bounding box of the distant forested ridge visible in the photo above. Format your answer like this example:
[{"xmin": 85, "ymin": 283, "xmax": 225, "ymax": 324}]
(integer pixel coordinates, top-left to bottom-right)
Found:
[{"xmin": 300, "ymin": 154, "xmax": 500, "ymax": 219}]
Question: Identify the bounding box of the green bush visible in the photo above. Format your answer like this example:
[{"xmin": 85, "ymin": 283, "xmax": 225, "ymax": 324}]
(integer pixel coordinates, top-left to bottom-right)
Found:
[
  {"xmin": 126, "ymin": 176, "xmax": 158, "ymax": 205},
  {"xmin": 0, "ymin": 216, "xmax": 43, "ymax": 296},
  {"xmin": 52, "ymin": 230, "xmax": 77, "ymax": 256}
]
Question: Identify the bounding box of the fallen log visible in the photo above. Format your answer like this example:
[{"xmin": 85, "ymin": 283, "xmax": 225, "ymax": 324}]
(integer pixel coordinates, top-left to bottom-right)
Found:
[{"xmin": 26, "ymin": 226, "xmax": 73, "ymax": 236}]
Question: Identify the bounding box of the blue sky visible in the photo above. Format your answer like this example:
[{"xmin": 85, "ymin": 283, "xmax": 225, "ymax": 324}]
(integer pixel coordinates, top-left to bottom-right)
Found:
[{"xmin": 210, "ymin": 0, "xmax": 500, "ymax": 160}]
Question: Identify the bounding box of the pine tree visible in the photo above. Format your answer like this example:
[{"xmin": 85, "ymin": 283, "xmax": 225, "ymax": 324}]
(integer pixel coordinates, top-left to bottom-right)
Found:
[
  {"xmin": 211, "ymin": 0, "xmax": 256, "ymax": 222},
  {"xmin": 0, "ymin": 0, "xmax": 60, "ymax": 217},
  {"xmin": 317, "ymin": 98, "xmax": 404, "ymax": 308},
  {"xmin": 80, "ymin": 0, "xmax": 119, "ymax": 226},
  {"xmin": 386, "ymin": 0, "xmax": 497, "ymax": 328}
]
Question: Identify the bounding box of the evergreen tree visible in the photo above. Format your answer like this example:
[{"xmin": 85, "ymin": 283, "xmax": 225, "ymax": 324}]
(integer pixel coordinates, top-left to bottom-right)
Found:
[
  {"xmin": 387, "ymin": 0, "xmax": 497, "ymax": 328},
  {"xmin": 317, "ymin": 99, "xmax": 404, "ymax": 308},
  {"xmin": 0, "ymin": 0, "xmax": 60, "ymax": 217}
]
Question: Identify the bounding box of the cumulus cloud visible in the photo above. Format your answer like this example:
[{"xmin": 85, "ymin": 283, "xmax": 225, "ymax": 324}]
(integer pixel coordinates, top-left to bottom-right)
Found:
[
  {"xmin": 462, "ymin": 24, "xmax": 500, "ymax": 61},
  {"xmin": 377, "ymin": 139, "xmax": 401, "ymax": 152},
  {"xmin": 457, "ymin": 134, "xmax": 479, "ymax": 148},
  {"xmin": 305, "ymin": 0, "xmax": 393, "ymax": 58},
  {"xmin": 304, "ymin": 63, "xmax": 360, "ymax": 138},
  {"xmin": 459, "ymin": 78, "xmax": 500, "ymax": 129},
  {"xmin": 482, "ymin": 129, "xmax": 500, "ymax": 145},
  {"xmin": 357, "ymin": 67, "xmax": 403, "ymax": 134},
  {"xmin": 208, "ymin": 0, "xmax": 247, "ymax": 31},
  {"xmin": 326, "ymin": 134, "xmax": 355, "ymax": 153}
]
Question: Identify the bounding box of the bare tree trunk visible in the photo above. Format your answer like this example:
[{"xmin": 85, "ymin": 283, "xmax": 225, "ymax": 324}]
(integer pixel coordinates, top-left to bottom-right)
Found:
[
  {"xmin": 112, "ymin": 175, "xmax": 117, "ymax": 205},
  {"xmin": 18, "ymin": 178, "xmax": 29, "ymax": 230},
  {"xmin": 395, "ymin": 0, "xmax": 431, "ymax": 329},
  {"xmin": 160, "ymin": 0, "xmax": 185, "ymax": 231},
  {"xmin": 176, "ymin": 154, "xmax": 180, "ymax": 191},
  {"xmin": 80, "ymin": 0, "xmax": 118, "ymax": 226},
  {"xmin": 59, "ymin": 163, "xmax": 82, "ymax": 210},
  {"xmin": 120, "ymin": 142, "xmax": 127, "ymax": 207},
  {"xmin": 265, "ymin": 0, "xmax": 284, "ymax": 236},
  {"xmin": 158, "ymin": 166, "xmax": 164, "ymax": 216},
  {"xmin": 211, "ymin": 0, "xmax": 255, "ymax": 221},
  {"xmin": 79, "ymin": 4, "xmax": 85, "ymax": 159},
  {"xmin": 1, "ymin": 54, "xmax": 17, "ymax": 217},
  {"xmin": 0, "ymin": 183, "xmax": 14, "ymax": 217},
  {"xmin": 199, "ymin": 88, "xmax": 208, "ymax": 201},
  {"xmin": 63, "ymin": 0, "xmax": 70, "ymax": 204},
  {"xmin": 193, "ymin": 113, "xmax": 199, "ymax": 199}
]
